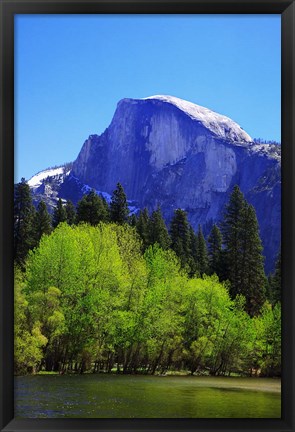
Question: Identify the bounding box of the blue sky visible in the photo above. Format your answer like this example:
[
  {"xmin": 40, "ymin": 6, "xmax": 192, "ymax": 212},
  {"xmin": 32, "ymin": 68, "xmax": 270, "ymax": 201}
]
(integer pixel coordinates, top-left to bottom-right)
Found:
[{"xmin": 15, "ymin": 14, "xmax": 281, "ymax": 182}]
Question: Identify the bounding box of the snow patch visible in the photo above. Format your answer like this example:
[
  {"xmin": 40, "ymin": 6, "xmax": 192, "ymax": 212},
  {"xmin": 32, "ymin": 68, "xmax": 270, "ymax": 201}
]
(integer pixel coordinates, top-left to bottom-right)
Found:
[
  {"xmin": 28, "ymin": 167, "xmax": 65, "ymax": 188},
  {"xmin": 72, "ymin": 176, "xmax": 139, "ymax": 212},
  {"xmin": 249, "ymin": 143, "xmax": 281, "ymax": 162},
  {"xmin": 128, "ymin": 205, "xmax": 139, "ymax": 215},
  {"xmin": 81, "ymin": 182, "xmax": 112, "ymax": 203}
]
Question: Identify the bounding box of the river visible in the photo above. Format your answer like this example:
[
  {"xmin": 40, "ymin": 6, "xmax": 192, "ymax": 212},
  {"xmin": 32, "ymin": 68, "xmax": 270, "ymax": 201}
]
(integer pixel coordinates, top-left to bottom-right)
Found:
[{"xmin": 15, "ymin": 374, "xmax": 281, "ymax": 418}]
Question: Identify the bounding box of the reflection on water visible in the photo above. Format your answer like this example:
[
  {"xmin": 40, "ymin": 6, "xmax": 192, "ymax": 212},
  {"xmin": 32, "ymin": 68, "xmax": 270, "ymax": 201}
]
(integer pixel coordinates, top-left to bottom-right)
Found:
[{"xmin": 15, "ymin": 374, "xmax": 281, "ymax": 418}]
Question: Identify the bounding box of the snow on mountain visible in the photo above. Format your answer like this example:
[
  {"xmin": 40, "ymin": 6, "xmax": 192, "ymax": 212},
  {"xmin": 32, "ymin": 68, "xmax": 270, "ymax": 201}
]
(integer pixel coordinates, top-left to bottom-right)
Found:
[
  {"xmin": 142, "ymin": 95, "xmax": 253, "ymax": 143},
  {"xmin": 249, "ymin": 143, "xmax": 281, "ymax": 162},
  {"xmin": 77, "ymin": 178, "xmax": 138, "ymax": 213},
  {"xmin": 27, "ymin": 95, "xmax": 280, "ymax": 272},
  {"xmin": 28, "ymin": 167, "xmax": 66, "ymax": 188},
  {"xmin": 28, "ymin": 169, "xmax": 140, "ymax": 215},
  {"xmin": 80, "ymin": 182, "xmax": 112, "ymax": 203}
]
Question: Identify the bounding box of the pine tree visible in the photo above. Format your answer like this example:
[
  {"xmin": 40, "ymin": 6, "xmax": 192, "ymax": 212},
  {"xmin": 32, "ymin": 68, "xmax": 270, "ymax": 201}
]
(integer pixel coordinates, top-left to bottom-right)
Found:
[
  {"xmin": 269, "ymin": 248, "xmax": 281, "ymax": 306},
  {"xmin": 65, "ymin": 200, "xmax": 76, "ymax": 225},
  {"xmin": 207, "ymin": 224, "xmax": 222, "ymax": 276},
  {"xmin": 14, "ymin": 178, "xmax": 36, "ymax": 266},
  {"xmin": 101, "ymin": 197, "xmax": 110, "ymax": 221},
  {"xmin": 221, "ymin": 185, "xmax": 267, "ymax": 315},
  {"xmin": 148, "ymin": 207, "xmax": 171, "ymax": 250},
  {"xmin": 52, "ymin": 198, "xmax": 67, "ymax": 228},
  {"xmin": 75, "ymin": 195, "xmax": 89, "ymax": 224},
  {"xmin": 110, "ymin": 183, "xmax": 129, "ymax": 224},
  {"xmin": 189, "ymin": 226, "xmax": 199, "ymax": 275},
  {"xmin": 170, "ymin": 209, "xmax": 191, "ymax": 268},
  {"xmin": 196, "ymin": 225, "xmax": 209, "ymax": 276},
  {"xmin": 88, "ymin": 191, "xmax": 108, "ymax": 224},
  {"xmin": 237, "ymin": 203, "xmax": 266, "ymax": 316},
  {"xmin": 34, "ymin": 200, "xmax": 52, "ymax": 243},
  {"xmin": 221, "ymin": 185, "xmax": 246, "ymax": 293},
  {"xmin": 76, "ymin": 190, "xmax": 107, "ymax": 225},
  {"xmin": 136, "ymin": 208, "xmax": 150, "ymax": 250},
  {"xmin": 129, "ymin": 213, "xmax": 137, "ymax": 227}
]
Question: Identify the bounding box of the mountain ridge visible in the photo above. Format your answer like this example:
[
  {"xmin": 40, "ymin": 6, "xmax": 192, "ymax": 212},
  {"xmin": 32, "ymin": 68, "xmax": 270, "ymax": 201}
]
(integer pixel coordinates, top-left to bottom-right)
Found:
[{"xmin": 26, "ymin": 95, "xmax": 281, "ymax": 273}]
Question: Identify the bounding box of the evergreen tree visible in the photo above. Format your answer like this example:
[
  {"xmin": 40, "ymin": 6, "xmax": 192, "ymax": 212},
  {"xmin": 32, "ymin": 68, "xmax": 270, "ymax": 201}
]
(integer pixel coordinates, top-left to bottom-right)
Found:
[
  {"xmin": 196, "ymin": 225, "xmax": 209, "ymax": 276},
  {"xmin": 237, "ymin": 203, "xmax": 266, "ymax": 316},
  {"xmin": 207, "ymin": 224, "xmax": 222, "ymax": 275},
  {"xmin": 170, "ymin": 209, "xmax": 191, "ymax": 268},
  {"xmin": 75, "ymin": 195, "xmax": 89, "ymax": 224},
  {"xmin": 189, "ymin": 226, "xmax": 199, "ymax": 275},
  {"xmin": 65, "ymin": 200, "xmax": 76, "ymax": 225},
  {"xmin": 34, "ymin": 200, "xmax": 52, "ymax": 243},
  {"xmin": 136, "ymin": 208, "xmax": 150, "ymax": 250},
  {"xmin": 14, "ymin": 178, "xmax": 36, "ymax": 266},
  {"xmin": 52, "ymin": 198, "xmax": 67, "ymax": 228},
  {"xmin": 90, "ymin": 193, "xmax": 108, "ymax": 224},
  {"xmin": 101, "ymin": 197, "xmax": 110, "ymax": 221},
  {"xmin": 110, "ymin": 183, "xmax": 129, "ymax": 224},
  {"xmin": 76, "ymin": 190, "xmax": 107, "ymax": 225},
  {"xmin": 148, "ymin": 207, "xmax": 171, "ymax": 250},
  {"xmin": 221, "ymin": 185, "xmax": 246, "ymax": 294},
  {"xmin": 129, "ymin": 213, "xmax": 138, "ymax": 227},
  {"xmin": 269, "ymin": 248, "xmax": 281, "ymax": 306},
  {"xmin": 221, "ymin": 186, "xmax": 266, "ymax": 315}
]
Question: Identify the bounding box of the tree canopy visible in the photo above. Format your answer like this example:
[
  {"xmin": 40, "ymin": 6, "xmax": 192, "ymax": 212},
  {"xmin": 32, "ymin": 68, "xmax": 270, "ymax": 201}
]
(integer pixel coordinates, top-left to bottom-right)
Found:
[
  {"xmin": 15, "ymin": 222, "xmax": 280, "ymax": 377},
  {"xmin": 14, "ymin": 180, "xmax": 280, "ymax": 376}
]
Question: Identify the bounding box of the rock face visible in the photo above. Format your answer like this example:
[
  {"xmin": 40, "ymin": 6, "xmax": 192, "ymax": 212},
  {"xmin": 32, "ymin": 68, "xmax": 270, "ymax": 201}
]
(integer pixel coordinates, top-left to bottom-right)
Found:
[{"xmin": 29, "ymin": 95, "xmax": 281, "ymax": 273}]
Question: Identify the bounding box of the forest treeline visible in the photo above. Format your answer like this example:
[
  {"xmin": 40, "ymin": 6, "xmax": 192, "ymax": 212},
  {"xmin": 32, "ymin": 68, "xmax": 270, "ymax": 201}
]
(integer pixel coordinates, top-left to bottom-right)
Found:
[{"xmin": 14, "ymin": 179, "xmax": 281, "ymax": 377}]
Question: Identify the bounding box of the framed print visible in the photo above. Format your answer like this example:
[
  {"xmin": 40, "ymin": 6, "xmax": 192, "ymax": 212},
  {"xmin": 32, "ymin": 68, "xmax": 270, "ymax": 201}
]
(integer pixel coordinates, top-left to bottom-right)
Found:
[{"xmin": 1, "ymin": 0, "xmax": 294, "ymax": 431}]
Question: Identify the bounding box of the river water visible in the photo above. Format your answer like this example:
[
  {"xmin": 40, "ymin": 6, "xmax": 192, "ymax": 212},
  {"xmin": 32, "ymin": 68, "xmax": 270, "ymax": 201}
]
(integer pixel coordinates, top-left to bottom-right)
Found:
[{"xmin": 15, "ymin": 374, "xmax": 281, "ymax": 418}]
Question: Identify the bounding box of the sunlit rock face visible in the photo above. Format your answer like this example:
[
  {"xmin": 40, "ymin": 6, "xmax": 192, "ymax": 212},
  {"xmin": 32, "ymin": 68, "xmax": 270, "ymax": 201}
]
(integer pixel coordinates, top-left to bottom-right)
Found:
[
  {"xmin": 30, "ymin": 96, "xmax": 281, "ymax": 272},
  {"xmin": 72, "ymin": 96, "xmax": 252, "ymax": 202}
]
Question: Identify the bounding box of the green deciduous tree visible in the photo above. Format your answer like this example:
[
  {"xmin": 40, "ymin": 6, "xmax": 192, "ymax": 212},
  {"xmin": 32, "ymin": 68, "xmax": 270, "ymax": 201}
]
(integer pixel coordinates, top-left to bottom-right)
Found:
[
  {"xmin": 24, "ymin": 222, "xmax": 145, "ymax": 374},
  {"xmin": 182, "ymin": 276, "xmax": 253, "ymax": 376},
  {"xmin": 143, "ymin": 244, "xmax": 185, "ymax": 374},
  {"xmin": 249, "ymin": 302, "xmax": 281, "ymax": 377},
  {"xmin": 15, "ymin": 219, "xmax": 280, "ymax": 377},
  {"xmin": 25, "ymin": 223, "xmax": 95, "ymax": 371},
  {"xmin": 14, "ymin": 267, "xmax": 47, "ymax": 374}
]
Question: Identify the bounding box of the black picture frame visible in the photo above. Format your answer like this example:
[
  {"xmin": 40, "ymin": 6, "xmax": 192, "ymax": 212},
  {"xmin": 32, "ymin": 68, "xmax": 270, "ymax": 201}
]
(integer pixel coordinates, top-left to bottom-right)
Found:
[{"xmin": 0, "ymin": 1, "xmax": 294, "ymax": 431}]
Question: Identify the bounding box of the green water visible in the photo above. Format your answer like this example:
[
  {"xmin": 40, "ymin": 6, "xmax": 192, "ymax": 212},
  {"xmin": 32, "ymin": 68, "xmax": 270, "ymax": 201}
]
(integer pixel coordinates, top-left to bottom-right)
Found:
[{"xmin": 15, "ymin": 374, "xmax": 281, "ymax": 418}]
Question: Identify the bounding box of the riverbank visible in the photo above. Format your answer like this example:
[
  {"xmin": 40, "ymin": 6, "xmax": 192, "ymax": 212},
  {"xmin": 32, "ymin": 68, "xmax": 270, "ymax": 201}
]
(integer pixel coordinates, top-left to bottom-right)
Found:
[{"xmin": 34, "ymin": 369, "xmax": 281, "ymax": 379}]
